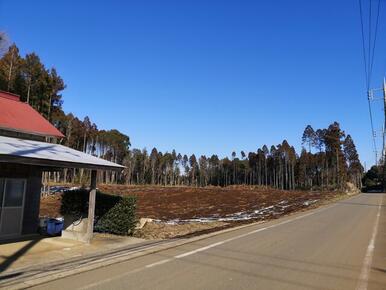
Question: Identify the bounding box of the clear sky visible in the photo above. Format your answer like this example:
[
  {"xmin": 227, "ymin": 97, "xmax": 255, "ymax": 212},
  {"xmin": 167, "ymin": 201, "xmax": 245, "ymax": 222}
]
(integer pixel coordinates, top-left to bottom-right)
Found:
[{"xmin": 1, "ymin": 0, "xmax": 385, "ymax": 168}]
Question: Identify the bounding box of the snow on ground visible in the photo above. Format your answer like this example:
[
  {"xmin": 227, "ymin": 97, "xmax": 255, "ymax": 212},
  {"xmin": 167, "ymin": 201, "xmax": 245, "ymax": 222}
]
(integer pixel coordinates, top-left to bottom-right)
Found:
[
  {"xmin": 155, "ymin": 198, "xmax": 320, "ymax": 224},
  {"xmin": 303, "ymin": 200, "xmax": 319, "ymax": 206}
]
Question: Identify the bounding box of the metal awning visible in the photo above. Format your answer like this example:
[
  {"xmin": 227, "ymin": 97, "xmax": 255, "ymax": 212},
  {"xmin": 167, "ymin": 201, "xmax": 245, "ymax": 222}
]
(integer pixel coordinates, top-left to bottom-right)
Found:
[{"xmin": 0, "ymin": 135, "xmax": 124, "ymax": 171}]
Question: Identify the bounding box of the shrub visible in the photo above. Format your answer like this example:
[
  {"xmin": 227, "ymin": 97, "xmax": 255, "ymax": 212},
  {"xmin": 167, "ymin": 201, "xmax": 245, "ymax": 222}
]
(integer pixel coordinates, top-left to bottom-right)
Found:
[
  {"xmin": 60, "ymin": 189, "xmax": 137, "ymax": 235},
  {"xmin": 94, "ymin": 196, "xmax": 137, "ymax": 235}
]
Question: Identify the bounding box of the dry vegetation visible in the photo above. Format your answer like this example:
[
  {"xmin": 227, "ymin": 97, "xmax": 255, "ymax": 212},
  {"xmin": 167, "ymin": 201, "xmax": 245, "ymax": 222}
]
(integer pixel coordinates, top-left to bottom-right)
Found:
[{"xmin": 40, "ymin": 185, "xmax": 348, "ymax": 239}]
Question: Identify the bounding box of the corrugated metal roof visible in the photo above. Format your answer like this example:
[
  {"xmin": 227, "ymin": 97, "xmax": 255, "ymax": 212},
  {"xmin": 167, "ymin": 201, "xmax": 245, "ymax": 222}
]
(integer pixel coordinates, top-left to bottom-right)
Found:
[
  {"xmin": 0, "ymin": 136, "xmax": 124, "ymax": 171},
  {"xmin": 0, "ymin": 91, "xmax": 65, "ymax": 138}
]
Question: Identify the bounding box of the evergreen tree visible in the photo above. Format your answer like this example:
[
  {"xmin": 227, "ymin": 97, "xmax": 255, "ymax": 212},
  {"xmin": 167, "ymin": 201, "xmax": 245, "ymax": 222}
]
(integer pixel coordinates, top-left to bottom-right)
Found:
[
  {"xmin": 0, "ymin": 44, "xmax": 22, "ymax": 92},
  {"xmin": 302, "ymin": 125, "xmax": 316, "ymax": 152},
  {"xmin": 344, "ymin": 135, "xmax": 363, "ymax": 187}
]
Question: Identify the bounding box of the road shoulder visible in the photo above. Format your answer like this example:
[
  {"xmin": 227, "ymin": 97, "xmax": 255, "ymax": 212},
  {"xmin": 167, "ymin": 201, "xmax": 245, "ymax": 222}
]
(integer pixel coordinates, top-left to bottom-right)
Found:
[{"xmin": 367, "ymin": 193, "xmax": 386, "ymax": 290}]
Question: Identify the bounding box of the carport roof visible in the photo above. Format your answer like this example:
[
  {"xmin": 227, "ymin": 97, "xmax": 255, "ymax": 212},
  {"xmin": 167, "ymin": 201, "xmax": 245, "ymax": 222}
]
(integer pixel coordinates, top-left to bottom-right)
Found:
[{"xmin": 0, "ymin": 135, "xmax": 124, "ymax": 171}]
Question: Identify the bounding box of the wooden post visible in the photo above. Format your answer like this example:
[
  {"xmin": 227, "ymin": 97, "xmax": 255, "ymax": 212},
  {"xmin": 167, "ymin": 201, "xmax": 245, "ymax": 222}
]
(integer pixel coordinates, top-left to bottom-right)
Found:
[{"xmin": 86, "ymin": 170, "xmax": 97, "ymax": 243}]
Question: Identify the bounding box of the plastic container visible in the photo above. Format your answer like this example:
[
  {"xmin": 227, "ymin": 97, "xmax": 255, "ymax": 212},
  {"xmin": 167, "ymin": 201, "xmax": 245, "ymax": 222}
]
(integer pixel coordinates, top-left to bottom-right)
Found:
[{"xmin": 47, "ymin": 218, "xmax": 64, "ymax": 235}]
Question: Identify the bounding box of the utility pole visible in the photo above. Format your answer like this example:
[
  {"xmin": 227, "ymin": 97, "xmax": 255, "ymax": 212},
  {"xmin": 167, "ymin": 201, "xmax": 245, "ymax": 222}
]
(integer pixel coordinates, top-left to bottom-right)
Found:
[
  {"xmin": 383, "ymin": 78, "xmax": 386, "ymax": 189},
  {"xmin": 383, "ymin": 78, "xmax": 386, "ymax": 157}
]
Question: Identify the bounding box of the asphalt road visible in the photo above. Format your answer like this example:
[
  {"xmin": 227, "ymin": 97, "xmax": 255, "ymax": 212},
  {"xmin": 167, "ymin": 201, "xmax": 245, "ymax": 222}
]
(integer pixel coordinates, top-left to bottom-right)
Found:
[{"xmin": 32, "ymin": 193, "xmax": 386, "ymax": 290}]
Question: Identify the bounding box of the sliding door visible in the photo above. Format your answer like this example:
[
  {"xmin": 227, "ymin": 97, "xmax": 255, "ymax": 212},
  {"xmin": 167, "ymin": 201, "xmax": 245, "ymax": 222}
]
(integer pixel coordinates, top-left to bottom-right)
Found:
[{"xmin": 0, "ymin": 179, "xmax": 26, "ymax": 238}]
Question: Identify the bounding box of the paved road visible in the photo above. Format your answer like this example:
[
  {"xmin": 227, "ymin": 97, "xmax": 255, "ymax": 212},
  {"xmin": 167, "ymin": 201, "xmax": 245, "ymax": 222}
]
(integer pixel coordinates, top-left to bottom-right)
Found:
[{"xmin": 32, "ymin": 193, "xmax": 386, "ymax": 290}]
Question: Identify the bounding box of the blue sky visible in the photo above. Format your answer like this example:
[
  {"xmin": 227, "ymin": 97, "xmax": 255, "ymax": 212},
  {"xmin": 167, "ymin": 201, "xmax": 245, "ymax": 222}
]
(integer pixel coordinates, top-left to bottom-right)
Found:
[{"xmin": 1, "ymin": 0, "xmax": 385, "ymax": 168}]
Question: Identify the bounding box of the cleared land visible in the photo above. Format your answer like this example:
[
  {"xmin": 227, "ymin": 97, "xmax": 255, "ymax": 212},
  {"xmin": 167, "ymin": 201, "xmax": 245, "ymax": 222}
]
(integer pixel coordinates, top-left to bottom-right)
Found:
[
  {"xmin": 40, "ymin": 185, "xmax": 349, "ymax": 239},
  {"xmin": 32, "ymin": 193, "xmax": 386, "ymax": 290}
]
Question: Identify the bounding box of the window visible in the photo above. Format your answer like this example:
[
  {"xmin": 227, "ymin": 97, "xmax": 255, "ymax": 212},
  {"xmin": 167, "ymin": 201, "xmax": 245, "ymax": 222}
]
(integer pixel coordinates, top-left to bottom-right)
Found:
[
  {"xmin": 0, "ymin": 178, "xmax": 26, "ymax": 237},
  {"xmin": 4, "ymin": 179, "xmax": 25, "ymax": 207}
]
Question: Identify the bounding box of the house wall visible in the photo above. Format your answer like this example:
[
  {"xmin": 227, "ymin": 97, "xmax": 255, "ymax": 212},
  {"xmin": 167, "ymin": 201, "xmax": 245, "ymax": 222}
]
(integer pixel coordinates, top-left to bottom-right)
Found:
[{"xmin": 0, "ymin": 163, "xmax": 43, "ymax": 235}]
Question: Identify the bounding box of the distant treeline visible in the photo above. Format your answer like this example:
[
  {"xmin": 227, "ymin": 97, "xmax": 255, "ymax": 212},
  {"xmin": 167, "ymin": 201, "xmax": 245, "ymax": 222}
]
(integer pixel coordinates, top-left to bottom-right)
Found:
[
  {"xmin": 121, "ymin": 122, "xmax": 363, "ymax": 190},
  {"xmin": 0, "ymin": 42, "xmax": 363, "ymax": 190}
]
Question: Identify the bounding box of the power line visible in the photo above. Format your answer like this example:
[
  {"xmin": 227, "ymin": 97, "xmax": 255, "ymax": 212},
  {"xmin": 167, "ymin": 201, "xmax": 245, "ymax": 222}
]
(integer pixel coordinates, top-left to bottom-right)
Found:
[
  {"xmin": 359, "ymin": 0, "xmax": 382, "ymax": 87},
  {"xmin": 368, "ymin": 0, "xmax": 372, "ymax": 87},
  {"xmin": 358, "ymin": 0, "xmax": 382, "ymax": 164},
  {"xmin": 369, "ymin": 0, "xmax": 382, "ymax": 86},
  {"xmin": 359, "ymin": 0, "xmax": 369, "ymax": 88}
]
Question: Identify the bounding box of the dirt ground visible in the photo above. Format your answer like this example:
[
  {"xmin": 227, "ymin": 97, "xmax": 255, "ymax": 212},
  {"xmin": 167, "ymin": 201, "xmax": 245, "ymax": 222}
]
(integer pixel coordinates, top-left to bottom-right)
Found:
[
  {"xmin": 98, "ymin": 185, "xmax": 341, "ymax": 220},
  {"xmin": 40, "ymin": 185, "xmax": 346, "ymax": 240}
]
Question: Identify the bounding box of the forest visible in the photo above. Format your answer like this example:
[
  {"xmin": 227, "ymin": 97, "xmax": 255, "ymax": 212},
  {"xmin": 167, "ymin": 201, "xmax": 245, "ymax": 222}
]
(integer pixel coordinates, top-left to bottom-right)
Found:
[{"xmin": 0, "ymin": 41, "xmax": 364, "ymax": 190}]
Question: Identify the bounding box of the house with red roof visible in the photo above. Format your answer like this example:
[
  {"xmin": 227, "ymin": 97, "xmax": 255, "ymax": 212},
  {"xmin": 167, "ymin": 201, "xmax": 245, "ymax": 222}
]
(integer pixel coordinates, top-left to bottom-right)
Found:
[
  {"xmin": 0, "ymin": 91, "xmax": 64, "ymax": 140},
  {"xmin": 0, "ymin": 91, "xmax": 123, "ymax": 242}
]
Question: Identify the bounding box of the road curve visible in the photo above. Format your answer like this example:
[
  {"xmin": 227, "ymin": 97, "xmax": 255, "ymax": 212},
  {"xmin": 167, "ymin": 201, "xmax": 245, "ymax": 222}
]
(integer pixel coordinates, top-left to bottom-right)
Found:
[{"xmin": 32, "ymin": 193, "xmax": 386, "ymax": 290}]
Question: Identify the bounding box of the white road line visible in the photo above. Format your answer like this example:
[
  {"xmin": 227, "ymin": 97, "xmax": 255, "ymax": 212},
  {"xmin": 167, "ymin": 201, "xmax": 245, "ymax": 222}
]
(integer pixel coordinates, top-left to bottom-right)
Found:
[
  {"xmin": 78, "ymin": 203, "xmax": 338, "ymax": 289},
  {"xmin": 175, "ymin": 241, "xmax": 226, "ymax": 258},
  {"xmin": 356, "ymin": 194, "xmax": 384, "ymax": 290},
  {"xmin": 145, "ymin": 259, "xmax": 173, "ymax": 268},
  {"xmin": 175, "ymin": 209, "xmax": 319, "ymax": 259}
]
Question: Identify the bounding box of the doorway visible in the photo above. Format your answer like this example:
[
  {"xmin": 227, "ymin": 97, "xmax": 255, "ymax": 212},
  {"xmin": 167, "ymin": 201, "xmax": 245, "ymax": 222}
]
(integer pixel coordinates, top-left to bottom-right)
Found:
[{"xmin": 0, "ymin": 178, "xmax": 26, "ymax": 239}]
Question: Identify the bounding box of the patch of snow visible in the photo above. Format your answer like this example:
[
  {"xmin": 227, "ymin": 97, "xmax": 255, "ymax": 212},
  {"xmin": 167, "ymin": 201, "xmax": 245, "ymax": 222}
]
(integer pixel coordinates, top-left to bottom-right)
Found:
[
  {"xmin": 157, "ymin": 204, "xmax": 284, "ymax": 224},
  {"xmin": 154, "ymin": 199, "xmax": 314, "ymax": 225},
  {"xmin": 303, "ymin": 199, "xmax": 319, "ymax": 206}
]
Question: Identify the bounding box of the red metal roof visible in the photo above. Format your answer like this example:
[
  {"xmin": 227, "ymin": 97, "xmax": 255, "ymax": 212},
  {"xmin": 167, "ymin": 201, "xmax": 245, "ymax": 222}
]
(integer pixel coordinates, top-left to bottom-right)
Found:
[{"xmin": 0, "ymin": 91, "xmax": 65, "ymax": 138}]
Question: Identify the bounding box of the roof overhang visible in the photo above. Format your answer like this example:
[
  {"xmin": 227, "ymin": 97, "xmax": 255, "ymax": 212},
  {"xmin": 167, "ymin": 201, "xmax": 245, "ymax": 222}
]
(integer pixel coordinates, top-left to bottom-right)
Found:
[{"xmin": 0, "ymin": 136, "xmax": 124, "ymax": 171}]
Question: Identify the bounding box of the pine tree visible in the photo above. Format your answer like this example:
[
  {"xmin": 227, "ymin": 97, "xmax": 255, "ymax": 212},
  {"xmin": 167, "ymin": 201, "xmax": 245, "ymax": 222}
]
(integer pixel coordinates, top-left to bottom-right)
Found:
[
  {"xmin": 324, "ymin": 122, "xmax": 347, "ymax": 188},
  {"xmin": 0, "ymin": 44, "xmax": 22, "ymax": 92},
  {"xmin": 344, "ymin": 135, "xmax": 363, "ymax": 187},
  {"xmin": 302, "ymin": 125, "xmax": 316, "ymax": 152}
]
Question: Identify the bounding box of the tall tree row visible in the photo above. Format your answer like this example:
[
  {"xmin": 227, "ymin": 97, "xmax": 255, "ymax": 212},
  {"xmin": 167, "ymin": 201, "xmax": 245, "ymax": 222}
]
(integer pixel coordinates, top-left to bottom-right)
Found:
[
  {"xmin": 118, "ymin": 123, "xmax": 362, "ymax": 190},
  {"xmin": 0, "ymin": 42, "xmax": 364, "ymax": 189}
]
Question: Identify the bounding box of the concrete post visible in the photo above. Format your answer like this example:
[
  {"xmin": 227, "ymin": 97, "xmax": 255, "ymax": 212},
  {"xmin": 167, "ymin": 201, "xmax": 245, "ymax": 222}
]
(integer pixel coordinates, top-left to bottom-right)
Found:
[{"xmin": 86, "ymin": 170, "xmax": 97, "ymax": 243}]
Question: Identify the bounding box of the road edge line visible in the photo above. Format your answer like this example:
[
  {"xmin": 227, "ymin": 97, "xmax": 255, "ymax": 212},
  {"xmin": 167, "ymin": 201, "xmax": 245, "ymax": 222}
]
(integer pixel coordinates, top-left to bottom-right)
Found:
[{"xmin": 356, "ymin": 193, "xmax": 384, "ymax": 290}]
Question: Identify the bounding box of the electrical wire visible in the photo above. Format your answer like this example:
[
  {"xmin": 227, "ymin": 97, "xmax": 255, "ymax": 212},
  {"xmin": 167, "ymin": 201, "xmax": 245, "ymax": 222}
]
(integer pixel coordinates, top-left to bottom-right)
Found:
[
  {"xmin": 369, "ymin": 0, "xmax": 382, "ymax": 86},
  {"xmin": 359, "ymin": 0, "xmax": 369, "ymax": 89},
  {"xmin": 368, "ymin": 0, "xmax": 372, "ymax": 87},
  {"xmin": 359, "ymin": 0, "xmax": 381, "ymax": 164}
]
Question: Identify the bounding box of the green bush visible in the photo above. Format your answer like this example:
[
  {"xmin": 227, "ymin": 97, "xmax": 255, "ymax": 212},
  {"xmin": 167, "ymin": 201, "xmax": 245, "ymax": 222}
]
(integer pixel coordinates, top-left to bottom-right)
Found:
[
  {"xmin": 94, "ymin": 196, "xmax": 137, "ymax": 235},
  {"xmin": 60, "ymin": 189, "xmax": 137, "ymax": 235}
]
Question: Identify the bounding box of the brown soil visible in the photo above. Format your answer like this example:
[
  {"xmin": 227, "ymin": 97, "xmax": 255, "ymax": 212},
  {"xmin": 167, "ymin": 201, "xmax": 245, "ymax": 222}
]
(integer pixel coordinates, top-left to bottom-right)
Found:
[
  {"xmin": 97, "ymin": 185, "xmax": 340, "ymax": 220},
  {"xmin": 40, "ymin": 185, "xmax": 347, "ymax": 239}
]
